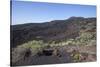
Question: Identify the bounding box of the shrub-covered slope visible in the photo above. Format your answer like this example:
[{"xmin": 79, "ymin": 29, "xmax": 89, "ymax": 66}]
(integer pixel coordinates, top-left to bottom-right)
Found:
[{"xmin": 11, "ymin": 17, "xmax": 96, "ymax": 47}]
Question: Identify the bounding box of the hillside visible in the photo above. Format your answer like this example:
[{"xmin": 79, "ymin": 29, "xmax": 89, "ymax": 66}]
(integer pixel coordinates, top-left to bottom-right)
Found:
[
  {"xmin": 11, "ymin": 17, "xmax": 96, "ymax": 47},
  {"xmin": 11, "ymin": 17, "xmax": 96, "ymax": 66}
]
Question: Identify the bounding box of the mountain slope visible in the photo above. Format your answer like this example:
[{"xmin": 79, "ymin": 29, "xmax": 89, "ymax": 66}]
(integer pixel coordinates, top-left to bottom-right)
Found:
[{"xmin": 11, "ymin": 17, "xmax": 96, "ymax": 47}]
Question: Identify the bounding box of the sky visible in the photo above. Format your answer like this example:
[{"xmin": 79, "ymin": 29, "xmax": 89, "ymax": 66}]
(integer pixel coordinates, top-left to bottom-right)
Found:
[{"xmin": 11, "ymin": 0, "xmax": 96, "ymax": 25}]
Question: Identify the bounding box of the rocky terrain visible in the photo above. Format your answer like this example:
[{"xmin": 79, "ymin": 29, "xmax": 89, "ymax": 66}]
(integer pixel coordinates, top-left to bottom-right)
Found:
[{"xmin": 11, "ymin": 17, "xmax": 96, "ymax": 66}]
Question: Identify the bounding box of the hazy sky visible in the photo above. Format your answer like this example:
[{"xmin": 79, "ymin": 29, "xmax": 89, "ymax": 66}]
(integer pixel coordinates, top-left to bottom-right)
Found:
[{"xmin": 11, "ymin": 0, "xmax": 96, "ymax": 25}]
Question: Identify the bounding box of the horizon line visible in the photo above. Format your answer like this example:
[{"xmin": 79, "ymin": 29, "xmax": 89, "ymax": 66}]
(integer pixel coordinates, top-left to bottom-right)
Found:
[{"xmin": 11, "ymin": 16, "xmax": 96, "ymax": 25}]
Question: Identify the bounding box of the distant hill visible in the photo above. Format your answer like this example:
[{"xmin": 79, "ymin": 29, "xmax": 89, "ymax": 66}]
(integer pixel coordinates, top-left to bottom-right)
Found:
[{"xmin": 11, "ymin": 17, "xmax": 96, "ymax": 47}]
